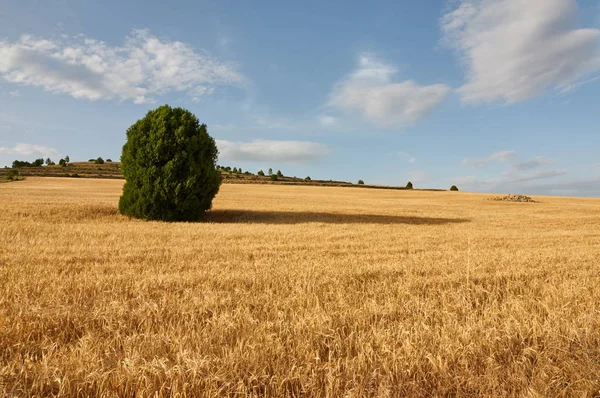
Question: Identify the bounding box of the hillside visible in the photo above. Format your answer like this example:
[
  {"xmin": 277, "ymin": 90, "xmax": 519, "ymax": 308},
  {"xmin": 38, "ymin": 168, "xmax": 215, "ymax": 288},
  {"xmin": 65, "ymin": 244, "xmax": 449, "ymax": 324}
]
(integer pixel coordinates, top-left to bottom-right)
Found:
[{"xmin": 1, "ymin": 161, "xmax": 439, "ymax": 191}]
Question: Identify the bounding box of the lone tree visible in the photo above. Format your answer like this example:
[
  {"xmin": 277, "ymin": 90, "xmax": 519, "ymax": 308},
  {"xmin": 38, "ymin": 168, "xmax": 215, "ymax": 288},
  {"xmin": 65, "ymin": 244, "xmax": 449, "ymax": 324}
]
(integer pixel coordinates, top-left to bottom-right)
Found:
[
  {"xmin": 450, "ymin": 185, "xmax": 459, "ymax": 191},
  {"xmin": 119, "ymin": 105, "xmax": 221, "ymax": 221},
  {"xmin": 358, "ymin": 179, "xmax": 365, "ymax": 185},
  {"xmin": 406, "ymin": 181, "xmax": 413, "ymax": 189}
]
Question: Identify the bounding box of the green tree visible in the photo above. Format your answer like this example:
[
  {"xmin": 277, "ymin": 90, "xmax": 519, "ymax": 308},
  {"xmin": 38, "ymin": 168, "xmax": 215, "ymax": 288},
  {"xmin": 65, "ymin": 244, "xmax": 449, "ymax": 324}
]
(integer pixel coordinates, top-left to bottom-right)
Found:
[
  {"xmin": 270, "ymin": 174, "xmax": 278, "ymax": 181},
  {"xmin": 276, "ymin": 170, "xmax": 283, "ymax": 177},
  {"xmin": 95, "ymin": 157, "xmax": 105, "ymax": 164},
  {"xmin": 268, "ymin": 168, "xmax": 273, "ymax": 176},
  {"xmin": 358, "ymin": 180, "xmax": 364, "ymax": 185},
  {"xmin": 232, "ymin": 167, "xmax": 238, "ymax": 174},
  {"xmin": 305, "ymin": 176, "xmax": 311, "ymax": 181},
  {"xmin": 450, "ymin": 185, "xmax": 459, "ymax": 191},
  {"xmin": 118, "ymin": 105, "xmax": 221, "ymax": 221},
  {"xmin": 64, "ymin": 155, "xmax": 70, "ymax": 164},
  {"xmin": 58, "ymin": 159, "xmax": 66, "ymax": 166},
  {"xmin": 257, "ymin": 170, "xmax": 265, "ymax": 176},
  {"xmin": 406, "ymin": 181, "xmax": 413, "ymax": 189},
  {"xmin": 106, "ymin": 158, "xmax": 113, "ymax": 162}
]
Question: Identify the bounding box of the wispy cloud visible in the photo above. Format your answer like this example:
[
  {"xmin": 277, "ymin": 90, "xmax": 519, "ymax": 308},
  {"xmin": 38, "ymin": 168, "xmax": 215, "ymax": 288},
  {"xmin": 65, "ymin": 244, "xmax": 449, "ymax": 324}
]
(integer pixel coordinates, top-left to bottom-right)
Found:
[
  {"xmin": 0, "ymin": 143, "xmax": 58, "ymax": 157},
  {"xmin": 8, "ymin": 90, "xmax": 20, "ymax": 97},
  {"xmin": 512, "ymin": 156, "xmax": 553, "ymax": 171},
  {"xmin": 441, "ymin": 0, "xmax": 600, "ymax": 104},
  {"xmin": 449, "ymin": 169, "xmax": 569, "ymax": 194},
  {"xmin": 216, "ymin": 139, "xmax": 330, "ymax": 163},
  {"xmin": 463, "ymin": 150, "xmax": 516, "ymax": 168},
  {"xmin": 327, "ymin": 54, "xmax": 450, "ymax": 127},
  {"xmin": 0, "ymin": 29, "xmax": 244, "ymax": 104}
]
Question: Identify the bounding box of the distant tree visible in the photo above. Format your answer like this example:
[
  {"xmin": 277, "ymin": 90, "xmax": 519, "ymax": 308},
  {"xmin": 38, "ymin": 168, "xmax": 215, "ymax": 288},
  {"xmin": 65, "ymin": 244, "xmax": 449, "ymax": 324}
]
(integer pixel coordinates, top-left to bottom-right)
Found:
[
  {"xmin": 305, "ymin": 176, "xmax": 311, "ymax": 181},
  {"xmin": 225, "ymin": 166, "xmax": 231, "ymax": 172},
  {"xmin": 45, "ymin": 158, "xmax": 51, "ymax": 166},
  {"xmin": 358, "ymin": 180, "xmax": 364, "ymax": 185},
  {"xmin": 450, "ymin": 185, "xmax": 459, "ymax": 191},
  {"xmin": 244, "ymin": 171, "xmax": 251, "ymax": 175},
  {"xmin": 238, "ymin": 167, "xmax": 242, "ymax": 174},
  {"xmin": 106, "ymin": 159, "xmax": 113, "ymax": 162},
  {"xmin": 268, "ymin": 168, "xmax": 273, "ymax": 176},
  {"xmin": 257, "ymin": 170, "xmax": 265, "ymax": 176},
  {"xmin": 95, "ymin": 157, "xmax": 105, "ymax": 164},
  {"xmin": 5, "ymin": 169, "xmax": 21, "ymax": 181},
  {"xmin": 232, "ymin": 167, "xmax": 238, "ymax": 174},
  {"xmin": 276, "ymin": 170, "xmax": 283, "ymax": 177},
  {"xmin": 406, "ymin": 181, "xmax": 413, "ymax": 189},
  {"xmin": 33, "ymin": 158, "xmax": 44, "ymax": 167},
  {"xmin": 58, "ymin": 158, "xmax": 66, "ymax": 167},
  {"xmin": 89, "ymin": 159, "xmax": 95, "ymax": 162},
  {"xmin": 270, "ymin": 174, "xmax": 278, "ymax": 181},
  {"xmin": 64, "ymin": 155, "xmax": 70, "ymax": 164},
  {"xmin": 119, "ymin": 105, "xmax": 221, "ymax": 221}
]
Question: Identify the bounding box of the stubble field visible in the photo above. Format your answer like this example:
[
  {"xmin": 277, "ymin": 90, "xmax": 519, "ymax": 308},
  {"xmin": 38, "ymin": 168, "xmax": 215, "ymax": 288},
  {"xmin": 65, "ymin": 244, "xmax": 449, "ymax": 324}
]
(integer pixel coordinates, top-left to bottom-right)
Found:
[{"xmin": 1, "ymin": 177, "xmax": 599, "ymax": 397}]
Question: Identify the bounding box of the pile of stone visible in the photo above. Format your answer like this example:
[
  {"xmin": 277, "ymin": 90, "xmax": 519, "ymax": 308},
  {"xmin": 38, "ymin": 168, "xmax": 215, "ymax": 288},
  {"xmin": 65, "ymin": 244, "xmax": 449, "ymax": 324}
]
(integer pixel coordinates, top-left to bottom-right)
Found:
[{"xmin": 486, "ymin": 194, "xmax": 538, "ymax": 203}]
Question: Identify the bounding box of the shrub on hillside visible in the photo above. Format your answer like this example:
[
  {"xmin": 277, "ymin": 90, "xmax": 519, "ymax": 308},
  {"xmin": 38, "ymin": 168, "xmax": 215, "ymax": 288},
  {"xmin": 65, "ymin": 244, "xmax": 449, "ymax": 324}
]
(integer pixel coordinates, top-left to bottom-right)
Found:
[
  {"xmin": 406, "ymin": 181, "xmax": 413, "ymax": 189},
  {"xmin": 270, "ymin": 174, "xmax": 278, "ymax": 181},
  {"xmin": 305, "ymin": 176, "xmax": 311, "ymax": 181},
  {"xmin": 276, "ymin": 170, "xmax": 283, "ymax": 177},
  {"xmin": 119, "ymin": 105, "xmax": 221, "ymax": 221},
  {"xmin": 106, "ymin": 159, "xmax": 113, "ymax": 162},
  {"xmin": 257, "ymin": 170, "xmax": 265, "ymax": 176},
  {"xmin": 5, "ymin": 169, "xmax": 22, "ymax": 181},
  {"xmin": 358, "ymin": 180, "xmax": 364, "ymax": 185},
  {"xmin": 95, "ymin": 157, "xmax": 105, "ymax": 164},
  {"xmin": 450, "ymin": 185, "xmax": 459, "ymax": 191}
]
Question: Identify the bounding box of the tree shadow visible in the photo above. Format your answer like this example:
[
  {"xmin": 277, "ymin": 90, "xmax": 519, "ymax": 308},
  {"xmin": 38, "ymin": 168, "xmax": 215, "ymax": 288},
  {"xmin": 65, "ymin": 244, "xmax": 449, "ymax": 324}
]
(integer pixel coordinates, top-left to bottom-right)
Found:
[{"xmin": 205, "ymin": 210, "xmax": 470, "ymax": 225}]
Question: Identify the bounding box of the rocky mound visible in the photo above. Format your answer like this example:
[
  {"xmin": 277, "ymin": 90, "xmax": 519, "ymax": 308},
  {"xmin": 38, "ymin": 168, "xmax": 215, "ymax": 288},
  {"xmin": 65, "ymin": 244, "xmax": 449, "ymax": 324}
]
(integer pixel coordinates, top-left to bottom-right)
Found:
[{"xmin": 487, "ymin": 194, "xmax": 538, "ymax": 203}]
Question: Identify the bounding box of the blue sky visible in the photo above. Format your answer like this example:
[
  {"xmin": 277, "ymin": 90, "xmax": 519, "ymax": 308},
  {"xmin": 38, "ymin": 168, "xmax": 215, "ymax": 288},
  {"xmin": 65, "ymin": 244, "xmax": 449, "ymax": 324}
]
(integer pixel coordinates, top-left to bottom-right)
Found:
[{"xmin": 1, "ymin": 0, "xmax": 599, "ymax": 196}]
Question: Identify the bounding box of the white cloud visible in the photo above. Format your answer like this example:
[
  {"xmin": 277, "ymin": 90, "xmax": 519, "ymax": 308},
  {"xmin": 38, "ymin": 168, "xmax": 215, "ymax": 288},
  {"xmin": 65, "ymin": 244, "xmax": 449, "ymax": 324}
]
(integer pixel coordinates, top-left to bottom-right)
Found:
[
  {"xmin": 8, "ymin": 90, "xmax": 20, "ymax": 97},
  {"xmin": 485, "ymin": 169, "xmax": 567, "ymax": 184},
  {"xmin": 328, "ymin": 55, "xmax": 450, "ymax": 127},
  {"xmin": 0, "ymin": 29, "xmax": 243, "ymax": 103},
  {"xmin": 0, "ymin": 143, "xmax": 58, "ymax": 157},
  {"xmin": 441, "ymin": 0, "xmax": 600, "ymax": 104},
  {"xmin": 489, "ymin": 150, "xmax": 517, "ymax": 161},
  {"xmin": 463, "ymin": 150, "xmax": 516, "ymax": 168},
  {"xmin": 216, "ymin": 139, "xmax": 330, "ymax": 163},
  {"xmin": 450, "ymin": 169, "xmax": 568, "ymax": 193},
  {"xmin": 512, "ymin": 156, "xmax": 553, "ymax": 171},
  {"xmin": 398, "ymin": 151, "xmax": 416, "ymax": 163},
  {"xmin": 319, "ymin": 115, "xmax": 338, "ymax": 127}
]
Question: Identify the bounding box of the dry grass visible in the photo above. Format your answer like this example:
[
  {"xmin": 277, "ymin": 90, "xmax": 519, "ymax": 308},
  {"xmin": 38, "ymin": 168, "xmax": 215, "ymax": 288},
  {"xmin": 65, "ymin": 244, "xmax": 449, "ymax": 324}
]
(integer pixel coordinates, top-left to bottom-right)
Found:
[{"xmin": 1, "ymin": 177, "xmax": 599, "ymax": 397}]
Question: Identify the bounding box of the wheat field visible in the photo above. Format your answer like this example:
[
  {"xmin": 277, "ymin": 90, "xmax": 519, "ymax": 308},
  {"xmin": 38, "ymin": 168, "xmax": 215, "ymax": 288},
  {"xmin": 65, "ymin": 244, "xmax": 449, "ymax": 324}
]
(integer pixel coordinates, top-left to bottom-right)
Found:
[{"xmin": 1, "ymin": 177, "xmax": 599, "ymax": 397}]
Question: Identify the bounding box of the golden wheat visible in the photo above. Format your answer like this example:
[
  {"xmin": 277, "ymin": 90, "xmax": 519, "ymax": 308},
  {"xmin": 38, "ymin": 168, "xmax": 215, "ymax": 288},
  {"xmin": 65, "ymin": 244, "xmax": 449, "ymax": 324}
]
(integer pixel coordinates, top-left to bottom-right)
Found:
[{"xmin": 1, "ymin": 177, "xmax": 599, "ymax": 397}]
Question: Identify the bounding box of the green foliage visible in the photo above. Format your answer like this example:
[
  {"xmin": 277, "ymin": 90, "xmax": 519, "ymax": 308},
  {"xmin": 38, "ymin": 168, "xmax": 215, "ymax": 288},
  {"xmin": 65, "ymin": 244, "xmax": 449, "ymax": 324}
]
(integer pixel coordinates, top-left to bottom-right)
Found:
[
  {"xmin": 12, "ymin": 158, "xmax": 44, "ymax": 168},
  {"xmin": 270, "ymin": 174, "xmax": 278, "ymax": 181},
  {"xmin": 450, "ymin": 185, "xmax": 459, "ymax": 191},
  {"xmin": 106, "ymin": 159, "xmax": 113, "ymax": 162},
  {"xmin": 5, "ymin": 169, "xmax": 22, "ymax": 181},
  {"xmin": 305, "ymin": 176, "xmax": 311, "ymax": 181},
  {"xmin": 358, "ymin": 180, "xmax": 364, "ymax": 185},
  {"xmin": 58, "ymin": 159, "xmax": 66, "ymax": 167},
  {"xmin": 257, "ymin": 170, "xmax": 265, "ymax": 176},
  {"xmin": 268, "ymin": 168, "xmax": 273, "ymax": 176},
  {"xmin": 64, "ymin": 155, "xmax": 70, "ymax": 163},
  {"xmin": 276, "ymin": 170, "xmax": 283, "ymax": 177},
  {"xmin": 118, "ymin": 105, "xmax": 221, "ymax": 222},
  {"xmin": 95, "ymin": 157, "xmax": 105, "ymax": 164},
  {"xmin": 232, "ymin": 167, "xmax": 238, "ymax": 174},
  {"xmin": 406, "ymin": 181, "xmax": 413, "ymax": 189},
  {"xmin": 88, "ymin": 159, "xmax": 95, "ymax": 162}
]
